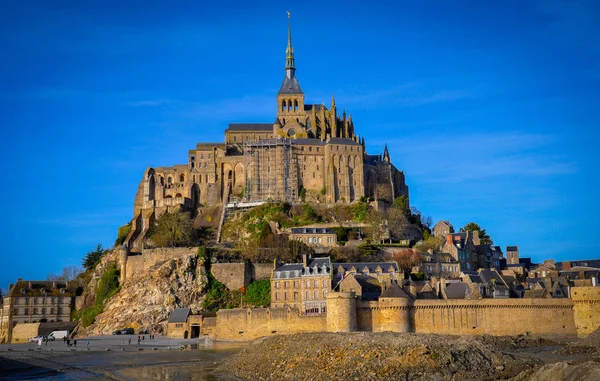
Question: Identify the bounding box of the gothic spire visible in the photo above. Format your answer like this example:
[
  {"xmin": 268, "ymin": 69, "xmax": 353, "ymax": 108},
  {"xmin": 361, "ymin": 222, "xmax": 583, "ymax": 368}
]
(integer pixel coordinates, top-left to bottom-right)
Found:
[
  {"xmin": 383, "ymin": 144, "xmax": 390, "ymax": 162},
  {"xmin": 285, "ymin": 11, "xmax": 295, "ymax": 76}
]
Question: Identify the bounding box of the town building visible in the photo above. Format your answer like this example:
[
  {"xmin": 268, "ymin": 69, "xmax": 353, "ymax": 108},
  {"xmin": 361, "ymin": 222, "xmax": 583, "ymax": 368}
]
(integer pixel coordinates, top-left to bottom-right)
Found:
[
  {"xmin": 433, "ymin": 220, "xmax": 454, "ymax": 238},
  {"xmin": 1, "ymin": 279, "xmax": 74, "ymax": 343},
  {"xmin": 124, "ymin": 16, "xmax": 409, "ymax": 253},
  {"xmin": 289, "ymin": 227, "xmax": 337, "ymax": 249}
]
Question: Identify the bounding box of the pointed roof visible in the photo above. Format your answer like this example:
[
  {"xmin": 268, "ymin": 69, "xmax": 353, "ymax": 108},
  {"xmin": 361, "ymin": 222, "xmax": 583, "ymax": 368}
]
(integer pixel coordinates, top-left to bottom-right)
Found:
[
  {"xmin": 278, "ymin": 13, "xmax": 303, "ymax": 95},
  {"xmin": 380, "ymin": 283, "xmax": 410, "ymax": 298},
  {"xmin": 383, "ymin": 144, "xmax": 390, "ymax": 162}
]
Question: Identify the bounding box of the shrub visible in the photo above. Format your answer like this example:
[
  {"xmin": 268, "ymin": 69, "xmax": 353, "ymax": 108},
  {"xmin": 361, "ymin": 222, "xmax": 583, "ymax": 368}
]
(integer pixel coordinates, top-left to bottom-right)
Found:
[
  {"xmin": 74, "ymin": 264, "xmax": 120, "ymax": 327},
  {"xmin": 244, "ymin": 280, "xmax": 271, "ymax": 307},
  {"xmin": 114, "ymin": 222, "xmax": 132, "ymax": 247}
]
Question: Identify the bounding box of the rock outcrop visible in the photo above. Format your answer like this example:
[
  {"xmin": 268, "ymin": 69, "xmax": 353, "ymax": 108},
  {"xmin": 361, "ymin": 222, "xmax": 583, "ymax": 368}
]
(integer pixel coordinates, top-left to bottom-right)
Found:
[
  {"xmin": 78, "ymin": 252, "xmax": 208, "ymax": 336},
  {"xmin": 216, "ymin": 332, "xmax": 540, "ymax": 380}
]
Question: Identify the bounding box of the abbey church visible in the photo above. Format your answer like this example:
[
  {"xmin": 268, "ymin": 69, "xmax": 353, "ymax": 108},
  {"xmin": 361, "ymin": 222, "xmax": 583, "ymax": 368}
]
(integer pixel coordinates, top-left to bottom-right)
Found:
[{"xmin": 125, "ymin": 17, "xmax": 409, "ymax": 252}]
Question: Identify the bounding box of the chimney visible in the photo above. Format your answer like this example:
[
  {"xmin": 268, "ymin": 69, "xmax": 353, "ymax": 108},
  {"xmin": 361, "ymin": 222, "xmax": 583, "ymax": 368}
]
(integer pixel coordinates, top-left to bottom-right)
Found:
[
  {"xmin": 427, "ymin": 248, "xmax": 434, "ymax": 255},
  {"xmin": 52, "ymin": 281, "xmax": 57, "ymax": 289},
  {"xmin": 28, "ymin": 282, "xmax": 32, "ymax": 289},
  {"xmin": 302, "ymin": 254, "xmax": 308, "ymax": 268},
  {"xmin": 446, "ymin": 234, "xmax": 452, "ymax": 245},
  {"xmin": 472, "ymin": 230, "xmax": 480, "ymax": 246}
]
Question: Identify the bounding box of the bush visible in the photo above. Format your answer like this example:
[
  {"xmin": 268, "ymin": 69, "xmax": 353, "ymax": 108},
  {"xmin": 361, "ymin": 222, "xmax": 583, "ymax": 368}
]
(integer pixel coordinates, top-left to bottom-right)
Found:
[
  {"xmin": 202, "ymin": 275, "xmax": 239, "ymax": 311},
  {"xmin": 74, "ymin": 264, "xmax": 120, "ymax": 327},
  {"xmin": 114, "ymin": 222, "xmax": 132, "ymax": 247},
  {"xmin": 244, "ymin": 280, "xmax": 271, "ymax": 307},
  {"xmin": 352, "ymin": 202, "xmax": 369, "ymax": 222}
]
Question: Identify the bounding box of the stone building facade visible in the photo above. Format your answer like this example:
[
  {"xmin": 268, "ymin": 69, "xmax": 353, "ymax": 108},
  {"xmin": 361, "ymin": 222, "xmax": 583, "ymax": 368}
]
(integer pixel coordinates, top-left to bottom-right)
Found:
[
  {"xmin": 1, "ymin": 279, "xmax": 74, "ymax": 343},
  {"xmin": 124, "ymin": 17, "xmax": 409, "ymax": 253}
]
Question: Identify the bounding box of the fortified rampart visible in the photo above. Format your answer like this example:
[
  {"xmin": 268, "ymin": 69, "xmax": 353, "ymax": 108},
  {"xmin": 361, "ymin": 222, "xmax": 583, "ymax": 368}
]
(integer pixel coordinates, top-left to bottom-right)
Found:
[
  {"xmin": 571, "ymin": 286, "xmax": 600, "ymax": 337},
  {"xmin": 215, "ymin": 307, "xmax": 326, "ymax": 341},
  {"xmin": 214, "ymin": 287, "xmax": 600, "ymax": 341}
]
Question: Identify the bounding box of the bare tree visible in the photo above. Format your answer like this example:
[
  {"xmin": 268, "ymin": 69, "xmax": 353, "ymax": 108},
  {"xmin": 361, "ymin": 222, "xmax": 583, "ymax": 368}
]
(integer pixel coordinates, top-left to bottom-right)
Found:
[
  {"xmin": 391, "ymin": 248, "xmax": 422, "ymax": 278},
  {"xmin": 47, "ymin": 265, "xmax": 83, "ymax": 282},
  {"xmin": 387, "ymin": 208, "xmax": 409, "ymax": 241}
]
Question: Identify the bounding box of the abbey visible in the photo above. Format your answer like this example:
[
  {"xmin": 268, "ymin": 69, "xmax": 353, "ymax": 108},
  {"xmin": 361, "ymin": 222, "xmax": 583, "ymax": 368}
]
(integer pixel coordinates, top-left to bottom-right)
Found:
[{"xmin": 125, "ymin": 17, "xmax": 408, "ymax": 252}]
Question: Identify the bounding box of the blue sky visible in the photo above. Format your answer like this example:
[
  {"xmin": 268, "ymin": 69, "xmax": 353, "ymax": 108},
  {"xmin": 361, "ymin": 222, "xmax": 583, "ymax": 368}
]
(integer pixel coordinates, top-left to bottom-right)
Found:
[{"xmin": 1, "ymin": 0, "xmax": 598, "ymax": 290}]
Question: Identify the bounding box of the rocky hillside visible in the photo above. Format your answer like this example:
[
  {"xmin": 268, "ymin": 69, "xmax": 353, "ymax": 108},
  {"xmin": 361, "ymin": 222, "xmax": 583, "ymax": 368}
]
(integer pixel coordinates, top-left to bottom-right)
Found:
[
  {"xmin": 77, "ymin": 252, "xmax": 207, "ymax": 337},
  {"xmin": 216, "ymin": 332, "xmax": 540, "ymax": 380}
]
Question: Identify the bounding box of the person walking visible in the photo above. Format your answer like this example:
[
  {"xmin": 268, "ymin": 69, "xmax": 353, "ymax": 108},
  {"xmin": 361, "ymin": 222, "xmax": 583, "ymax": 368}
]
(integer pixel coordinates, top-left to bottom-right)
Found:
[
  {"xmin": 74, "ymin": 339, "xmax": 77, "ymax": 348},
  {"xmin": 137, "ymin": 336, "xmax": 141, "ymax": 346},
  {"xmin": 128, "ymin": 337, "xmax": 131, "ymax": 345}
]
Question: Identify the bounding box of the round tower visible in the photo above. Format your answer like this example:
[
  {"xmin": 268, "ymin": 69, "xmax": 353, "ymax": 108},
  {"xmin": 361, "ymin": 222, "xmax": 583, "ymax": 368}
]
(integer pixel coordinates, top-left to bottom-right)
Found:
[
  {"xmin": 377, "ymin": 297, "xmax": 410, "ymax": 332},
  {"xmin": 118, "ymin": 244, "xmax": 129, "ymax": 284},
  {"xmin": 326, "ymin": 291, "xmax": 357, "ymax": 332}
]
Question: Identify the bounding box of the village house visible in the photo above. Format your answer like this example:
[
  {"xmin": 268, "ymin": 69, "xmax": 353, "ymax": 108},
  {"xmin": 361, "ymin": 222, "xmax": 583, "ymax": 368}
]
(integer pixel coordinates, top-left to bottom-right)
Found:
[
  {"xmin": 433, "ymin": 220, "xmax": 454, "ymax": 238},
  {"xmin": 289, "ymin": 227, "xmax": 337, "ymax": 251}
]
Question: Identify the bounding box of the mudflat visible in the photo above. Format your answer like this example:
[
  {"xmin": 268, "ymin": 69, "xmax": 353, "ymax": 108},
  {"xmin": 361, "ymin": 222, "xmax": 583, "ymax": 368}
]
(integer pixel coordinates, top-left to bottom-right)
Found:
[{"xmin": 0, "ymin": 341, "xmax": 244, "ymax": 381}]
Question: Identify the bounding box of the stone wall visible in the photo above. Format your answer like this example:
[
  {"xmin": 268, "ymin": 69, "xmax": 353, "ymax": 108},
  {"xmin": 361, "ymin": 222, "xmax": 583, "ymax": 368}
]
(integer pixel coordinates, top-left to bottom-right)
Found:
[
  {"xmin": 211, "ymin": 263, "xmax": 250, "ymax": 290},
  {"xmin": 210, "ymin": 262, "xmax": 272, "ymax": 290},
  {"xmin": 11, "ymin": 323, "xmax": 40, "ymax": 343},
  {"xmin": 411, "ymin": 299, "xmax": 576, "ymax": 337},
  {"xmin": 571, "ymin": 286, "xmax": 600, "ymax": 337},
  {"xmin": 253, "ymin": 263, "xmax": 273, "ymax": 281},
  {"xmin": 215, "ymin": 307, "xmax": 326, "ymax": 341},
  {"xmin": 126, "ymin": 247, "xmax": 198, "ymax": 279}
]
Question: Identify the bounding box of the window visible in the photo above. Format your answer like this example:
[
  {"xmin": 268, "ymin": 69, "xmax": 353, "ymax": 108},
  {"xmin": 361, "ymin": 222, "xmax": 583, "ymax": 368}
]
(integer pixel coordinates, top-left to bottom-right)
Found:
[
  {"xmin": 306, "ymin": 281, "xmax": 310, "ymax": 288},
  {"xmin": 314, "ymin": 280, "xmax": 318, "ymax": 287},
  {"xmin": 275, "ymin": 293, "xmax": 280, "ymax": 301},
  {"xmin": 323, "ymin": 290, "xmax": 327, "ymax": 298},
  {"xmin": 284, "ymin": 292, "xmax": 288, "ymax": 300},
  {"xmin": 294, "ymin": 292, "xmax": 298, "ymax": 300},
  {"xmin": 314, "ymin": 290, "xmax": 318, "ymax": 299},
  {"xmin": 305, "ymin": 291, "xmax": 310, "ymax": 300},
  {"xmin": 318, "ymin": 237, "xmax": 322, "ymax": 243},
  {"xmin": 167, "ymin": 177, "xmax": 173, "ymax": 184},
  {"xmin": 180, "ymin": 174, "xmax": 185, "ymax": 182},
  {"xmin": 276, "ymin": 282, "xmax": 280, "ymax": 289},
  {"xmin": 309, "ymin": 147, "xmax": 312, "ymax": 152},
  {"xmin": 323, "ymin": 280, "xmax": 327, "ymax": 287},
  {"xmin": 284, "ymin": 281, "xmax": 288, "ymax": 289},
  {"xmin": 316, "ymin": 147, "xmax": 320, "ymax": 152},
  {"xmin": 294, "ymin": 281, "xmax": 298, "ymax": 288}
]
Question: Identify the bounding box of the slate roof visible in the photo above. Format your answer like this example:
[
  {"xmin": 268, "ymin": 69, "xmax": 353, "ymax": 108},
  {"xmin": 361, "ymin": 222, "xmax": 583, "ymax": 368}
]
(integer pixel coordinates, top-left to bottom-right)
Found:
[
  {"xmin": 8, "ymin": 280, "xmax": 71, "ymax": 297},
  {"xmin": 278, "ymin": 76, "xmax": 303, "ymax": 94},
  {"xmin": 380, "ymin": 283, "xmax": 410, "ymax": 298},
  {"xmin": 168, "ymin": 308, "xmax": 190, "ymax": 323},
  {"xmin": 304, "ymin": 104, "xmax": 327, "ymax": 111},
  {"xmin": 292, "ymin": 139, "xmax": 326, "ymax": 146},
  {"xmin": 468, "ymin": 275, "xmax": 482, "ymax": 284},
  {"xmin": 328, "ymin": 137, "xmax": 361, "ymax": 146},
  {"xmin": 273, "ymin": 257, "xmax": 331, "ymax": 278},
  {"xmin": 225, "ymin": 123, "xmax": 273, "ymax": 132},
  {"xmin": 445, "ymin": 283, "xmax": 469, "ymax": 299},
  {"xmin": 334, "ymin": 262, "xmax": 399, "ymax": 274},
  {"xmin": 506, "ymin": 246, "xmax": 518, "ymax": 252}
]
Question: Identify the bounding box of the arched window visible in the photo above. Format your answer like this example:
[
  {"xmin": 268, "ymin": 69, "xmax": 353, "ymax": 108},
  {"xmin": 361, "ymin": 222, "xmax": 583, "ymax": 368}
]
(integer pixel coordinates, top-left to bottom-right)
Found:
[
  {"xmin": 167, "ymin": 177, "xmax": 173, "ymax": 184},
  {"xmin": 294, "ymin": 100, "xmax": 298, "ymax": 111},
  {"xmin": 287, "ymin": 99, "xmax": 292, "ymax": 111},
  {"xmin": 305, "ymin": 291, "xmax": 310, "ymax": 300},
  {"xmin": 179, "ymin": 174, "xmax": 185, "ymax": 182},
  {"xmin": 323, "ymin": 290, "xmax": 327, "ymax": 298},
  {"xmin": 282, "ymin": 100, "xmax": 286, "ymax": 112},
  {"xmin": 314, "ymin": 290, "xmax": 318, "ymax": 299}
]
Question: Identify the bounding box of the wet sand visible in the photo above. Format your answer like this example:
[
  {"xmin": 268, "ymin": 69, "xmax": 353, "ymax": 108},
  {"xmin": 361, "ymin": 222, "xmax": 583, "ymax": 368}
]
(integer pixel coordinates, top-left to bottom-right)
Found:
[{"xmin": 0, "ymin": 341, "xmax": 245, "ymax": 380}]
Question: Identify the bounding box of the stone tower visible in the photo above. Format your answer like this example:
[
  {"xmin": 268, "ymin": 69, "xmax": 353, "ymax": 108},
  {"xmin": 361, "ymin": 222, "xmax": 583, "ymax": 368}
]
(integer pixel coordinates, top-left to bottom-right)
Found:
[{"xmin": 326, "ymin": 291, "xmax": 357, "ymax": 332}]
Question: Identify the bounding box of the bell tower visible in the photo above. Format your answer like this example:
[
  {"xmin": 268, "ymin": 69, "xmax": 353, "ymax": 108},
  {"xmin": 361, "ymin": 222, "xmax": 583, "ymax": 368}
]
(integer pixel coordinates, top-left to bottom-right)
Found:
[{"xmin": 276, "ymin": 12, "xmax": 306, "ymax": 138}]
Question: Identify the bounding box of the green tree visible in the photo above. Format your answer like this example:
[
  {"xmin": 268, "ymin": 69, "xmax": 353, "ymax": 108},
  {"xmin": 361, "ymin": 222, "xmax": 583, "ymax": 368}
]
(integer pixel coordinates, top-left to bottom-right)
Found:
[
  {"xmin": 393, "ymin": 195, "xmax": 409, "ymax": 214},
  {"xmin": 82, "ymin": 243, "xmax": 105, "ymax": 270},
  {"xmin": 460, "ymin": 222, "xmax": 493, "ymax": 245},
  {"xmin": 243, "ymin": 280, "xmax": 271, "ymax": 307},
  {"xmin": 299, "ymin": 187, "xmax": 307, "ymax": 202},
  {"xmin": 149, "ymin": 212, "xmax": 194, "ymax": 247}
]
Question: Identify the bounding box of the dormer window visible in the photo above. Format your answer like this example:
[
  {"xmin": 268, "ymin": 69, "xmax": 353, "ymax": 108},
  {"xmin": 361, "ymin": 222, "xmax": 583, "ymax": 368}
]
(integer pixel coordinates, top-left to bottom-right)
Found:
[{"xmin": 21, "ymin": 289, "xmax": 26, "ymax": 295}]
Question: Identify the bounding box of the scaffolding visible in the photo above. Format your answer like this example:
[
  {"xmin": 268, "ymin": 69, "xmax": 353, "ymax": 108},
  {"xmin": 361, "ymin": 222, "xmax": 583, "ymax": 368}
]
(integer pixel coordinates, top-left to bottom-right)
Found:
[{"xmin": 243, "ymin": 138, "xmax": 297, "ymax": 202}]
